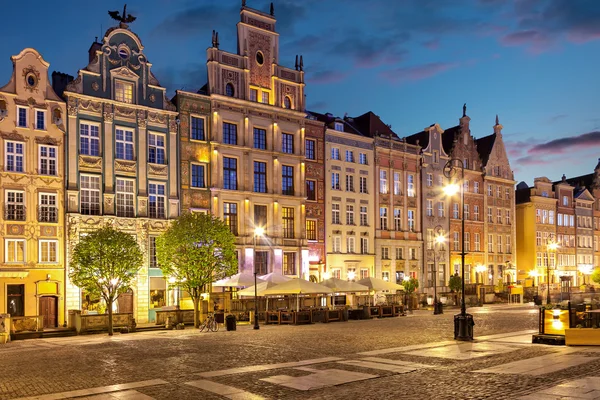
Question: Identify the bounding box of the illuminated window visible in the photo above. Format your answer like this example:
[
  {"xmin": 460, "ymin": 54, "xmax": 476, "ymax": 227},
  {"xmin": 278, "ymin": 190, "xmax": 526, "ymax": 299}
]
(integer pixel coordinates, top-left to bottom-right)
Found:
[
  {"xmin": 115, "ymin": 80, "xmax": 133, "ymax": 104},
  {"xmin": 148, "ymin": 182, "xmax": 166, "ymax": 219},
  {"xmin": 5, "ymin": 239, "xmax": 25, "ymax": 263},
  {"xmin": 39, "ymin": 240, "xmax": 58, "ymax": 263},
  {"xmin": 282, "ymin": 207, "xmax": 295, "ymax": 239},
  {"xmin": 116, "ymin": 178, "xmax": 135, "ymax": 217},
  {"xmin": 5, "ymin": 141, "xmax": 24, "ymax": 172},
  {"xmin": 148, "ymin": 133, "xmax": 166, "ymax": 164},
  {"xmin": 283, "ymin": 252, "xmax": 297, "ymax": 275},
  {"xmin": 116, "ymin": 128, "xmax": 134, "ymax": 160},
  {"xmin": 306, "ymin": 220, "xmax": 317, "ymax": 241}
]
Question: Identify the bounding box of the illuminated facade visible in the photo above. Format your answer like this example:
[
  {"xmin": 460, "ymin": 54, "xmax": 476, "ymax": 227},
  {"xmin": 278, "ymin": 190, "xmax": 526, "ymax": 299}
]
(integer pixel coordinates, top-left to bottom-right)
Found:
[
  {"xmin": 54, "ymin": 21, "xmax": 179, "ymax": 323},
  {"xmin": 206, "ymin": 3, "xmax": 309, "ymax": 278},
  {"xmin": 0, "ymin": 49, "xmax": 67, "ymax": 327}
]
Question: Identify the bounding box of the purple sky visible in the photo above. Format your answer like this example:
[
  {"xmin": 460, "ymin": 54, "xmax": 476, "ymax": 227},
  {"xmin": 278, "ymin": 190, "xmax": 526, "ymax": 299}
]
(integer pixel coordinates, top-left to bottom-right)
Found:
[{"xmin": 2, "ymin": 0, "xmax": 600, "ymax": 185}]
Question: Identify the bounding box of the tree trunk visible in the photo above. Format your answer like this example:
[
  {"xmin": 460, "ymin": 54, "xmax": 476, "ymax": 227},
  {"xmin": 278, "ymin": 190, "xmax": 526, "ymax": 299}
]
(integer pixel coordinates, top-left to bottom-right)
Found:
[
  {"xmin": 107, "ymin": 300, "xmax": 114, "ymax": 336},
  {"xmin": 193, "ymin": 296, "xmax": 200, "ymax": 328}
]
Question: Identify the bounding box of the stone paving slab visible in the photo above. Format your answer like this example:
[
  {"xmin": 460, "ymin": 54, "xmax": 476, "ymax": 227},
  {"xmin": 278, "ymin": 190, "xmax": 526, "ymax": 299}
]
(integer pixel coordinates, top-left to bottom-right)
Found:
[
  {"xmin": 197, "ymin": 357, "xmax": 344, "ymax": 378},
  {"xmin": 405, "ymin": 342, "xmax": 519, "ymax": 360},
  {"xmin": 185, "ymin": 380, "xmax": 264, "ymax": 400},
  {"xmin": 260, "ymin": 368, "xmax": 378, "ymax": 391},
  {"xmin": 476, "ymin": 353, "xmax": 600, "ymax": 376},
  {"xmin": 519, "ymin": 377, "xmax": 600, "ymax": 399},
  {"xmin": 11, "ymin": 380, "xmax": 168, "ymax": 400},
  {"xmin": 337, "ymin": 360, "xmax": 418, "ymax": 373}
]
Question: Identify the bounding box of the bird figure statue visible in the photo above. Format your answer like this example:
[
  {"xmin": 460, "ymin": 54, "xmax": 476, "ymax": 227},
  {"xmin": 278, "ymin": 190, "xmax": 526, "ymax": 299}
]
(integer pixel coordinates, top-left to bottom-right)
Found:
[{"xmin": 109, "ymin": 4, "xmax": 136, "ymax": 28}]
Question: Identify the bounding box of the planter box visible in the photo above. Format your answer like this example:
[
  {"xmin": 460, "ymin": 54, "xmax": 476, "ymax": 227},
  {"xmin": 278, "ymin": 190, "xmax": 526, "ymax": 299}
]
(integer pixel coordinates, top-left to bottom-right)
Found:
[{"xmin": 565, "ymin": 328, "xmax": 600, "ymax": 346}]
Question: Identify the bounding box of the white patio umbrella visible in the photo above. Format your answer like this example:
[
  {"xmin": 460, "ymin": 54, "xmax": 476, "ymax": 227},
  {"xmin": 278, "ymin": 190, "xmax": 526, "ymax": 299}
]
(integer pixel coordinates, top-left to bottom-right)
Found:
[
  {"xmin": 238, "ymin": 281, "xmax": 282, "ymax": 311},
  {"xmin": 262, "ymin": 279, "xmax": 334, "ymax": 311},
  {"xmin": 258, "ymin": 272, "xmax": 292, "ymax": 284},
  {"xmin": 356, "ymin": 277, "xmax": 405, "ymax": 291},
  {"xmin": 212, "ymin": 273, "xmax": 265, "ymax": 288},
  {"xmin": 322, "ymin": 278, "xmax": 370, "ymax": 292}
]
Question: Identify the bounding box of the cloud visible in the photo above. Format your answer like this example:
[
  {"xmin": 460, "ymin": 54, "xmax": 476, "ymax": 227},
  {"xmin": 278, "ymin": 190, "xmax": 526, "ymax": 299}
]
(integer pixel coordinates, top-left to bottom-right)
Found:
[
  {"xmin": 548, "ymin": 114, "xmax": 568, "ymax": 123},
  {"xmin": 153, "ymin": 4, "xmax": 239, "ymax": 37},
  {"xmin": 152, "ymin": 63, "xmax": 207, "ymax": 96},
  {"xmin": 528, "ymin": 131, "xmax": 600, "ymax": 154},
  {"xmin": 423, "ymin": 39, "xmax": 440, "ymax": 50},
  {"xmin": 514, "ymin": 156, "xmax": 547, "ymax": 166},
  {"xmin": 329, "ymin": 32, "xmax": 409, "ymax": 68},
  {"xmin": 306, "ymin": 100, "xmax": 328, "ymax": 112},
  {"xmin": 307, "ymin": 70, "xmax": 350, "ymax": 85},
  {"xmin": 380, "ymin": 62, "xmax": 458, "ymax": 83}
]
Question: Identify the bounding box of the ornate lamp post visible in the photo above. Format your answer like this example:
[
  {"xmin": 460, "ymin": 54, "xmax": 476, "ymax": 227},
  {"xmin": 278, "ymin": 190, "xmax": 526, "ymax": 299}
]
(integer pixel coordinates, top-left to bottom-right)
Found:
[
  {"xmin": 546, "ymin": 234, "xmax": 558, "ymax": 305},
  {"xmin": 433, "ymin": 225, "xmax": 445, "ymax": 315},
  {"xmin": 253, "ymin": 226, "xmax": 264, "ymax": 330},
  {"xmin": 443, "ymin": 158, "xmax": 472, "ymax": 340}
]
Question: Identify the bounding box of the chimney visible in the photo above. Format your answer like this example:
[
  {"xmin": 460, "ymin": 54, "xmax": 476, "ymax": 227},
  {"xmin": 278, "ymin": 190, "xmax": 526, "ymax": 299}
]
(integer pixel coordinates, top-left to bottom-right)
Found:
[
  {"xmin": 88, "ymin": 37, "xmax": 102, "ymax": 64},
  {"xmin": 51, "ymin": 71, "xmax": 74, "ymax": 99}
]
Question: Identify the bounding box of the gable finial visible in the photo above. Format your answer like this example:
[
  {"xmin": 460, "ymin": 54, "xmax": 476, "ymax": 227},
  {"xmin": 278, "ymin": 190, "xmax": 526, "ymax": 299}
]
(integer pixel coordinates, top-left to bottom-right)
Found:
[
  {"xmin": 462, "ymin": 103, "xmax": 467, "ymax": 118},
  {"xmin": 108, "ymin": 4, "xmax": 137, "ymax": 29},
  {"xmin": 215, "ymin": 32, "xmax": 219, "ymax": 48},
  {"xmin": 295, "ymin": 55, "xmax": 298, "ymax": 71},
  {"xmin": 270, "ymin": 2, "xmax": 274, "ymax": 15},
  {"xmin": 495, "ymin": 114, "xmax": 499, "ymax": 125},
  {"xmin": 242, "ymin": 0, "xmax": 246, "ymax": 6},
  {"xmin": 299, "ymin": 55, "xmax": 304, "ymax": 71},
  {"xmin": 562, "ymin": 174, "xmax": 566, "ymax": 182},
  {"xmin": 212, "ymin": 30, "xmax": 216, "ymax": 47}
]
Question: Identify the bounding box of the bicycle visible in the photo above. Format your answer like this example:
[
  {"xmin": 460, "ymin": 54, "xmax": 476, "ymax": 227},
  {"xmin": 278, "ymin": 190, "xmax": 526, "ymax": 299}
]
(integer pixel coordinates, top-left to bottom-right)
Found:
[{"xmin": 199, "ymin": 313, "xmax": 219, "ymax": 332}]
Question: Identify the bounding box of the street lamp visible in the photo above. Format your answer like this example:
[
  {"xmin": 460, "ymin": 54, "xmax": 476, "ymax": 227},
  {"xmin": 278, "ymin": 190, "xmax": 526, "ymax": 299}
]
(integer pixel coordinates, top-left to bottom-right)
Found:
[
  {"xmin": 433, "ymin": 225, "xmax": 445, "ymax": 315},
  {"xmin": 253, "ymin": 226, "xmax": 264, "ymax": 330},
  {"xmin": 443, "ymin": 158, "xmax": 472, "ymax": 341},
  {"xmin": 546, "ymin": 235, "xmax": 558, "ymax": 305},
  {"xmin": 475, "ymin": 264, "xmax": 487, "ymax": 285},
  {"xmin": 529, "ymin": 270, "xmax": 539, "ymax": 298},
  {"xmin": 579, "ymin": 264, "xmax": 593, "ymax": 285}
]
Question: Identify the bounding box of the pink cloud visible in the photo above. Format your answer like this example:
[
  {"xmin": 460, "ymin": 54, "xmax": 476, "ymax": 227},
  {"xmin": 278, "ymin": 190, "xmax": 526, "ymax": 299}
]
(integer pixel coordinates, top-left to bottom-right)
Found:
[
  {"xmin": 515, "ymin": 156, "xmax": 547, "ymax": 166},
  {"xmin": 380, "ymin": 62, "xmax": 458, "ymax": 83},
  {"xmin": 528, "ymin": 131, "xmax": 600, "ymax": 155}
]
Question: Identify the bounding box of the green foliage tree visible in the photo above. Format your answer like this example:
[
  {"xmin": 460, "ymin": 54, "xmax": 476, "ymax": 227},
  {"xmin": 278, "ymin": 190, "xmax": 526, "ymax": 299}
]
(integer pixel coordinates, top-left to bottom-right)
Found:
[
  {"xmin": 402, "ymin": 277, "xmax": 419, "ymax": 294},
  {"xmin": 591, "ymin": 268, "xmax": 600, "ymax": 286},
  {"xmin": 449, "ymin": 274, "xmax": 462, "ymax": 306},
  {"xmin": 70, "ymin": 226, "xmax": 143, "ymax": 336},
  {"xmin": 156, "ymin": 213, "xmax": 238, "ymax": 328}
]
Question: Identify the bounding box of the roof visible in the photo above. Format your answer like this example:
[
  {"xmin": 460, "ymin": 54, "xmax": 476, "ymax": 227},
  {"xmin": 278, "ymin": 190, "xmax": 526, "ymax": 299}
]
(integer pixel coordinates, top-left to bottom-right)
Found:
[
  {"xmin": 475, "ymin": 133, "xmax": 496, "ymax": 166},
  {"xmin": 404, "ymin": 129, "xmax": 428, "ymax": 149},
  {"xmin": 348, "ymin": 111, "xmax": 399, "ymax": 139},
  {"xmin": 441, "ymin": 125, "xmax": 461, "ymax": 155},
  {"xmin": 555, "ymin": 173, "xmax": 594, "ymax": 192},
  {"xmin": 307, "ymin": 110, "xmax": 364, "ymax": 136}
]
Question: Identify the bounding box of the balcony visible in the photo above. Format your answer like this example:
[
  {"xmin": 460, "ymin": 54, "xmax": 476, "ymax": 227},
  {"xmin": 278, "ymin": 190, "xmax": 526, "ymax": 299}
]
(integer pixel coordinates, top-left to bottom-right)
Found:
[
  {"xmin": 5, "ymin": 206, "xmax": 25, "ymax": 221},
  {"xmin": 38, "ymin": 206, "xmax": 58, "ymax": 223}
]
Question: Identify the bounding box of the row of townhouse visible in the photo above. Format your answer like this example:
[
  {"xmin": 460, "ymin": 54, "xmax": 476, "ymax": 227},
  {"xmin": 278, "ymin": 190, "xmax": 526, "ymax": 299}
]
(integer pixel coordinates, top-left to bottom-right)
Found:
[
  {"xmin": 0, "ymin": 2, "xmax": 516, "ymax": 327},
  {"xmin": 516, "ymin": 162, "xmax": 600, "ymax": 288}
]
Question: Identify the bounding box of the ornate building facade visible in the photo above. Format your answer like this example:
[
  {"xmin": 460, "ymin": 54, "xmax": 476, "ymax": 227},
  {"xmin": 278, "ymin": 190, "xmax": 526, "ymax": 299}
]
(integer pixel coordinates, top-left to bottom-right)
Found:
[
  {"xmin": 54, "ymin": 20, "xmax": 179, "ymax": 323},
  {"xmin": 0, "ymin": 49, "xmax": 66, "ymax": 328},
  {"xmin": 206, "ymin": 3, "xmax": 310, "ymax": 278}
]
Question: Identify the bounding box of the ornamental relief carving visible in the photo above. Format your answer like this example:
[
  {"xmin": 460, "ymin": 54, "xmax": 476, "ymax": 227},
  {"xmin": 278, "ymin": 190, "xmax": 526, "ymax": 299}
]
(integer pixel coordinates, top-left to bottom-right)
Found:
[
  {"xmin": 114, "ymin": 159, "xmax": 137, "ymax": 174},
  {"xmin": 1, "ymin": 131, "xmax": 26, "ymax": 141},
  {"xmin": 148, "ymin": 163, "xmax": 168, "ymax": 176},
  {"xmin": 305, "ymin": 204, "xmax": 323, "ymax": 217},
  {"xmin": 221, "ymin": 69, "xmax": 240, "ymax": 94},
  {"xmin": 79, "ymin": 99, "xmax": 102, "ymax": 114},
  {"xmin": 248, "ymin": 31, "xmax": 272, "ymax": 89},
  {"xmin": 103, "ymin": 104, "xmax": 114, "ymax": 122},
  {"xmin": 115, "ymin": 106, "xmax": 136, "ymax": 120},
  {"xmin": 148, "ymin": 112, "xmax": 167, "ymax": 125},
  {"xmin": 317, "ymin": 182, "xmax": 325, "ymax": 200},
  {"xmin": 6, "ymin": 224, "xmax": 25, "ymax": 236},
  {"xmin": 39, "ymin": 226, "xmax": 57, "ymax": 237},
  {"xmin": 169, "ymin": 119, "xmax": 177, "ymax": 133},
  {"xmin": 35, "ymin": 135, "xmax": 61, "ymax": 146},
  {"xmin": 138, "ymin": 198, "xmax": 147, "ymax": 215},
  {"xmin": 22, "ymin": 65, "xmax": 41, "ymax": 93},
  {"xmin": 79, "ymin": 155, "xmax": 102, "ymax": 170}
]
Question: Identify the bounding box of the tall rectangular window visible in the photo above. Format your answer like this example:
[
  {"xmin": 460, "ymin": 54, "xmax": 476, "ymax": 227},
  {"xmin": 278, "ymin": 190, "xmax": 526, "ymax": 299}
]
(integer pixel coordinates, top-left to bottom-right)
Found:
[
  {"xmin": 427, "ymin": 173, "xmax": 433, "ymax": 187},
  {"xmin": 223, "ymin": 202, "xmax": 238, "ymax": 235},
  {"xmin": 380, "ymin": 207, "xmax": 388, "ymax": 230},
  {"xmin": 35, "ymin": 110, "xmax": 46, "ymax": 130},
  {"xmin": 5, "ymin": 141, "xmax": 24, "ymax": 172},
  {"xmin": 5, "ymin": 190, "xmax": 25, "ymax": 221},
  {"xmin": 148, "ymin": 133, "xmax": 166, "ymax": 164},
  {"xmin": 80, "ymin": 175, "xmax": 101, "ymax": 215},
  {"xmin": 331, "ymin": 148, "xmax": 340, "ymax": 160},
  {"xmin": 426, "ymin": 200, "xmax": 433, "ymax": 217},
  {"xmin": 497, "ymin": 209, "xmax": 502, "ymax": 224},
  {"xmin": 345, "ymin": 150, "xmax": 354, "ymax": 162},
  {"xmin": 191, "ymin": 164, "xmax": 206, "ymax": 188},
  {"xmin": 223, "ymin": 122, "xmax": 237, "ymax": 145},
  {"xmin": 407, "ymin": 174, "xmax": 415, "ymax": 197},
  {"xmin": 306, "ymin": 180, "xmax": 316, "ymax": 201},
  {"xmin": 506, "ymin": 210, "xmax": 511, "ymax": 225},
  {"xmin": 114, "ymin": 80, "xmax": 133, "ymax": 103},
  {"xmin": 39, "ymin": 145, "xmax": 57, "ymax": 175},
  {"xmin": 346, "ymin": 175, "xmax": 354, "ymax": 192},
  {"xmin": 361, "ymin": 238, "xmax": 369, "ymax": 254},
  {"xmin": 39, "ymin": 193, "xmax": 57, "ymax": 223},
  {"xmin": 394, "ymin": 173, "xmax": 401, "ymax": 195},
  {"xmin": 282, "ymin": 207, "xmax": 295, "ymax": 239},
  {"xmin": 149, "ymin": 182, "xmax": 166, "ymax": 219},
  {"xmin": 80, "ymin": 123, "xmax": 100, "ymax": 156},
  {"xmin": 306, "ymin": 220, "xmax": 317, "ymax": 241},
  {"xmin": 488, "ymin": 207, "xmax": 493, "ymax": 223},
  {"xmin": 281, "ymin": 165, "xmax": 294, "ymax": 195},
  {"xmin": 453, "ymin": 232, "xmax": 459, "ymax": 251},
  {"xmin": 453, "ymin": 203, "xmax": 459, "ymax": 219},
  {"xmin": 254, "ymin": 204, "xmax": 267, "ymax": 230},
  {"xmin": 474, "ymin": 182, "xmax": 479, "ymax": 193},
  {"xmin": 332, "ymin": 203, "xmax": 340, "ymax": 224},
  {"xmin": 283, "ymin": 252, "xmax": 296, "ymax": 275},
  {"xmin": 474, "ymin": 233, "xmax": 481, "ymax": 251},
  {"xmin": 261, "ymin": 91, "xmax": 269, "ymax": 104},
  {"xmin": 464, "ymin": 204, "xmax": 470, "ymax": 220},
  {"xmin": 331, "ymin": 172, "xmax": 340, "ymax": 190},
  {"xmin": 359, "ymin": 153, "xmax": 367, "ymax": 165},
  {"xmin": 361, "ymin": 206, "xmax": 368, "ymax": 226},
  {"xmin": 497, "ymin": 235, "xmax": 503, "ymax": 253},
  {"xmin": 255, "ymin": 251, "xmax": 268, "ymax": 275},
  {"xmin": 359, "ymin": 177, "xmax": 368, "ymax": 194},
  {"xmin": 333, "ymin": 236, "xmax": 341, "ymax": 252},
  {"xmin": 253, "ymin": 161, "xmax": 267, "ymax": 193},
  {"xmin": 408, "ymin": 210, "xmax": 415, "ymax": 231},
  {"xmin": 253, "ymin": 128, "xmax": 266, "ymax": 150},
  {"xmin": 282, "ymin": 133, "xmax": 294, "ymax": 154},
  {"xmin": 506, "ymin": 235, "xmax": 511, "ymax": 253},
  {"xmin": 488, "ymin": 184, "xmax": 493, "ymax": 196},
  {"xmin": 474, "ymin": 205, "xmax": 479, "ymax": 221},
  {"xmin": 149, "ymin": 236, "xmax": 158, "ymax": 268},
  {"xmin": 346, "ymin": 205, "xmax": 355, "ymax": 225},
  {"xmin": 191, "ymin": 116, "xmax": 205, "ymax": 141},
  {"xmin": 17, "ymin": 106, "xmax": 27, "ymax": 128},
  {"xmin": 382, "ymin": 247, "xmax": 390, "ymax": 259},
  {"xmin": 116, "ymin": 128, "xmax": 134, "ymax": 160},
  {"xmin": 465, "ymin": 233, "xmax": 470, "ymax": 252},
  {"xmin": 223, "ymin": 157, "xmax": 238, "ymax": 190},
  {"xmin": 438, "ymin": 201, "xmax": 445, "ymax": 218},
  {"xmin": 347, "ymin": 236, "xmax": 355, "ymax": 253},
  {"xmin": 39, "ymin": 240, "xmax": 58, "ymax": 263},
  {"xmin": 305, "ymin": 139, "xmax": 315, "ymax": 160},
  {"xmin": 394, "ymin": 208, "xmax": 401, "ymax": 230},
  {"xmin": 116, "ymin": 178, "xmax": 135, "ymax": 218},
  {"xmin": 5, "ymin": 239, "xmax": 25, "ymax": 263},
  {"xmin": 488, "ymin": 234, "xmax": 493, "ymax": 252},
  {"xmin": 250, "ymin": 88, "xmax": 258, "ymax": 102},
  {"xmin": 380, "ymin": 170, "xmax": 388, "ymax": 194}
]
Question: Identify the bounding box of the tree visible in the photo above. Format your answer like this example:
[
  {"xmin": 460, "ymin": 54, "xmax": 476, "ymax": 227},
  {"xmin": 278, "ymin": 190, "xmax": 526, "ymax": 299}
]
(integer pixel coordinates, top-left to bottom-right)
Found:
[
  {"xmin": 70, "ymin": 226, "xmax": 143, "ymax": 336},
  {"xmin": 402, "ymin": 277, "xmax": 419, "ymax": 311},
  {"xmin": 591, "ymin": 268, "xmax": 600, "ymax": 286},
  {"xmin": 156, "ymin": 212, "xmax": 238, "ymax": 328},
  {"xmin": 449, "ymin": 274, "xmax": 462, "ymax": 306}
]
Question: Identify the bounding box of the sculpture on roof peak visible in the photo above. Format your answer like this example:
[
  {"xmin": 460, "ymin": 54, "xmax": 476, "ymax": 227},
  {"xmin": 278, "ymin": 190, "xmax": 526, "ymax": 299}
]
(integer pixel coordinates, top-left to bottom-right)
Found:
[
  {"xmin": 462, "ymin": 103, "xmax": 467, "ymax": 118},
  {"xmin": 108, "ymin": 4, "xmax": 136, "ymax": 29}
]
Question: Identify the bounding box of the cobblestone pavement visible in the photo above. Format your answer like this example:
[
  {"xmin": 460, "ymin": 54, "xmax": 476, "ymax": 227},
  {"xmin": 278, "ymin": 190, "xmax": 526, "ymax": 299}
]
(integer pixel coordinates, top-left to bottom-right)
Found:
[{"xmin": 3, "ymin": 304, "xmax": 600, "ymax": 399}]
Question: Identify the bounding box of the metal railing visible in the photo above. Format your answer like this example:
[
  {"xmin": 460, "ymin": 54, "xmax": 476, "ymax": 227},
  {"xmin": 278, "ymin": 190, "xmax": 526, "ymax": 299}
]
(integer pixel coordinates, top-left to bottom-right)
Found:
[
  {"xmin": 4, "ymin": 205, "xmax": 25, "ymax": 221},
  {"xmin": 38, "ymin": 206, "xmax": 58, "ymax": 223}
]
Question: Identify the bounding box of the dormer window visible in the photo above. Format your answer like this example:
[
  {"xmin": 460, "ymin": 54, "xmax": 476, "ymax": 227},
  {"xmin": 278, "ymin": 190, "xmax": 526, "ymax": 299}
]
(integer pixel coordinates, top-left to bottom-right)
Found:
[
  {"xmin": 115, "ymin": 80, "xmax": 133, "ymax": 104},
  {"xmin": 225, "ymin": 83, "xmax": 235, "ymax": 97},
  {"xmin": 334, "ymin": 122, "xmax": 344, "ymax": 132}
]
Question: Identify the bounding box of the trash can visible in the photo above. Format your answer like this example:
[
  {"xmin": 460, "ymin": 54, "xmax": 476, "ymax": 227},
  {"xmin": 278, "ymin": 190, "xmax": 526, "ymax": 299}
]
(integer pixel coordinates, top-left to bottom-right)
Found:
[
  {"xmin": 454, "ymin": 313, "xmax": 474, "ymax": 340},
  {"xmin": 225, "ymin": 314, "xmax": 237, "ymax": 331},
  {"xmin": 434, "ymin": 301, "xmax": 444, "ymax": 315},
  {"xmin": 533, "ymin": 295, "xmax": 542, "ymax": 306}
]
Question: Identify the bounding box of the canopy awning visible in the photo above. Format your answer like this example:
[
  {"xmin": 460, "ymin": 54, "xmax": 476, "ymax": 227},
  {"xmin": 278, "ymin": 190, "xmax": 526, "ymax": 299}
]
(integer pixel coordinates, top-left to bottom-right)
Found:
[
  {"xmin": 321, "ymin": 277, "xmax": 369, "ymax": 293},
  {"xmin": 356, "ymin": 277, "xmax": 405, "ymax": 291},
  {"xmin": 0, "ymin": 270, "xmax": 29, "ymax": 278},
  {"xmin": 261, "ymin": 279, "xmax": 334, "ymax": 295},
  {"xmin": 213, "ymin": 273, "xmax": 265, "ymax": 288}
]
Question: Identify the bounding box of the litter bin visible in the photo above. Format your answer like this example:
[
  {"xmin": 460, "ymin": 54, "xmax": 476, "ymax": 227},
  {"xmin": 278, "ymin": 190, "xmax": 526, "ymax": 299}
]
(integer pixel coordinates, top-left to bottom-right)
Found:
[
  {"xmin": 434, "ymin": 301, "xmax": 443, "ymax": 315},
  {"xmin": 533, "ymin": 295, "xmax": 542, "ymax": 306},
  {"xmin": 225, "ymin": 314, "xmax": 237, "ymax": 331},
  {"xmin": 454, "ymin": 313, "xmax": 474, "ymax": 340}
]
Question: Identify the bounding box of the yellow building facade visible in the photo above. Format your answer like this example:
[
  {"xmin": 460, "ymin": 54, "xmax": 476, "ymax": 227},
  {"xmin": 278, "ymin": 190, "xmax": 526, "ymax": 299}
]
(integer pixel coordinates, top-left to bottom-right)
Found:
[{"xmin": 0, "ymin": 48, "xmax": 67, "ymax": 328}]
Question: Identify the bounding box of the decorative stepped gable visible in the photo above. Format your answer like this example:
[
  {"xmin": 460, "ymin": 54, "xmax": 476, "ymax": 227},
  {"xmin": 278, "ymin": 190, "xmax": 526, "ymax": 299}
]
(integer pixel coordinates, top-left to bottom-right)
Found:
[{"xmin": 477, "ymin": 115, "xmax": 514, "ymax": 180}]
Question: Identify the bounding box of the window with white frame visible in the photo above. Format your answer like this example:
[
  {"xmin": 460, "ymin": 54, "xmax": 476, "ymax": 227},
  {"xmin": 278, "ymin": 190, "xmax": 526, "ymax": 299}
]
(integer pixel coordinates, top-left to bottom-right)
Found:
[
  {"xmin": 408, "ymin": 210, "xmax": 415, "ymax": 231},
  {"xmin": 39, "ymin": 193, "xmax": 57, "ymax": 223},
  {"xmin": 474, "ymin": 233, "xmax": 480, "ymax": 251},
  {"xmin": 505, "ymin": 209, "xmax": 511, "ymax": 224},
  {"xmin": 497, "ymin": 186, "xmax": 502, "ymax": 198},
  {"xmin": 347, "ymin": 236, "xmax": 355, "ymax": 253},
  {"xmin": 249, "ymin": 88, "xmax": 258, "ymax": 102},
  {"xmin": 346, "ymin": 175, "xmax": 354, "ymax": 192},
  {"xmin": 261, "ymin": 91, "xmax": 269, "ymax": 104},
  {"xmin": 505, "ymin": 188, "xmax": 510, "ymax": 200},
  {"xmin": 382, "ymin": 247, "xmax": 390, "ymax": 259},
  {"xmin": 379, "ymin": 170, "xmax": 388, "ymax": 194},
  {"xmin": 39, "ymin": 145, "xmax": 57, "ymax": 175},
  {"xmin": 497, "ymin": 208, "xmax": 502, "ymax": 224},
  {"xmin": 487, "ymin": 184, "xmax": 492, "ymax": 196},
  {"xmin": 116, "ymin": 178, "xmax": 135, "ymax": 218},
  {"xmin": 396, "ymin": 247, "xmax": 404, "ymax": 260},
  {"xmin": 345, "ymin": 150, "xmax": 354, "ymax": 162},
  {"xmin": 360, "ymin": 268, "xmax": 369, "ymax": 279},
  {"xmin": 465, "ymin": 233, "xmax": 470, "ymax": 252},
  {"xmin": 333, "ymin": 236, "xmax": 341, "ymax": 252},
  {"xmin": 116, "ymin": 128, "xmax": 135, "ymax": 160},
  {"xmin": 382, "ymin": 271, "xmax": 390, "ymax": 281},
  {"xmin": 410, "ymin": 248, "xmax": 417, "ymax": 260},
  {"xmin": 380, "ymin": 207, "xmax": 388, "ymax": 230},
  {"xmin": 115, "ymin": 80, "xmax": 134, "ymax": 104},
  {"xmin": 35, "ymin": 110, "xmax": 45, "ymax": 130},
  {"xmin": 427, "ymin": 173, "xmax": 433, "ymax": 187},
  {"xmin": 359, "ymin": 153, "xmax": 368, "ymax": 165},
  {"xmin": 464, "ymin": 204, "xmax": 469, "ymax": 220},
  {"xmin": 464, "ymin": 180, "xmax": 469, "ymax": 192},
  {"xmin": 148, "ymin": 132, "xmax": 166, "ymax": 164},
  {"xmin": 346, "ymin": 205, "xmax": 355, "ymax": 225},
  {"xmin": 39, "ymin": 240, "xmax": 58, "ymax": 263},
  {"xmin": 453, "ymin": 203, "xmax": 459, "ymax": 219},
  {"xmin": 360, "ymin": 206, "xmax": 368, "ymax": 226},
  {"xmin": 331, "ymin": 147, "xmax": 340, "ymax": 160},
  {"xmin": 394, "ymin": 172, "xmax": 401, "ymax": 195},
  {"xmin": 563, "ymin": 196, "xmax": 568, "ymax": 206},
  {"xmin": 474, "ymin": 181, "xmax": 479, "ymax": 193},
  {"xmin": 80, "ymin": 122, "xmax": 100, "ymax": 156},
  {"xmin": 334, "ymin": 122, "xmax": 344, "ymax": 132},
  {"xmin": 360, "ymin": 237, "xmax": 369, "ymax": 254},
  {"xmin": 407, "ymin": 174, "xmax": 415, "ymax": 197},
  {"xmin": 488, "ymin": 207, "xmax": 493, "ymax": 222},
  {"xmin": 497, "ymin": 235, "xmax": 502, "ymax": 253},
  {"xmin": 332, "ymin": 268, "xmax": 341, "ymax": 279},
  {"xmin": 549, "ymin": 210, "xmax": 554, "ymax": 225},
  {"xmin": 5, "ymin": 141, "xmax": 24, "ymax": 172},
  {"xmin": 506, "ymin": 235, "xmax": 511, "ymax": 253},
  {"xmin": 17, "ymin": 106, "xmax": 27, "ymax": 128},
  {"xmin": 453, "ymin": 232, "xmax": 459, "ymax": 251},
  {"xmin": 438, "ymin": 201, "xmax": 445, "ymax": 217},
  {"xmin": 488, "ymin": 234, "xmax": 493, "ymax": 252},
  {"xmin": 474, "ymin": 205, "xmax": 479, "ymax": 221},
  {"xmin": 331, "ymin": 172, "xmax": 340, "ymax": 190},
  {"xmin": 332, "ymin": 203, "xmax": 340, "ymax": 224},
  {"xmin": 80, "ymin": 175, "xmax": 101, "ymax": 215},
  {"xmin": 427, "ymin": 199, "xmax": 433, "ymax": 217},
  {"xmin": 5, "ymin": 190, "xmax": 25, "ymax": 221},
  {"xmin": 393, "ymin": 208, "xmax": 401, "ymax": 230},
  {"xmin": 149, "ymin": 182, "xmax": 166, "ymax": 219},
  {"xmin": 5, "ymin": 239, "xmax": 25, "ymax": 262},
  {"xmin": 359, "ymin": 176, "xmax": 368, "ymax": 193}
]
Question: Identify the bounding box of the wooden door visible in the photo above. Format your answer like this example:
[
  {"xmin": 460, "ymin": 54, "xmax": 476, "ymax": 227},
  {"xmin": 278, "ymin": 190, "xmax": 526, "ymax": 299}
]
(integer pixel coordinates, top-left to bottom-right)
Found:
[{"xmin": 39, "ymin": 296, "xmax": 57, "ymax": 328}]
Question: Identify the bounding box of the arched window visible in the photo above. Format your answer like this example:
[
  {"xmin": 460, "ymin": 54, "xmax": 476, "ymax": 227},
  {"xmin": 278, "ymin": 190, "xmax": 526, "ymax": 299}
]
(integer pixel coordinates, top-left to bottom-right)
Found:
[
  {"xmin": 283, "ymin": 96, "xmax": 292, "ymax": 109},
  {"xmin": 225, "ymin": 83, "xmax": 235, "ymax": 97}
]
